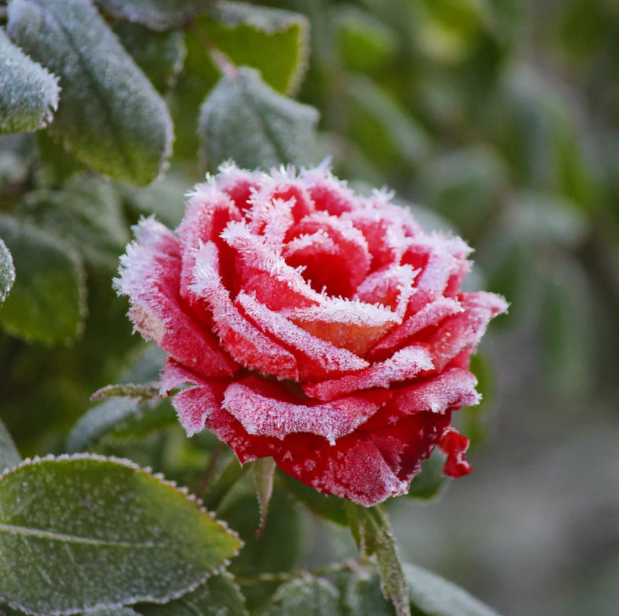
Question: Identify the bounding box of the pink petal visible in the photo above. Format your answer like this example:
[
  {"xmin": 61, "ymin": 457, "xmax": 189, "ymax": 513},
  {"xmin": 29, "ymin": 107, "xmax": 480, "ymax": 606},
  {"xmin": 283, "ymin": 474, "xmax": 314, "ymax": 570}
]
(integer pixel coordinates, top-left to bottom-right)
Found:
[
  {"xmin": 286, "ymin": 212, "xmax": 371, "ymax": 296},
  {"xmin": 191, "ymin": 242, "xmax": 300, "ymax": 380},
  {"xmin": 304, "ymin": 345, "xmax": 434, "ymax": 402},
  {"xmin": 237, "ymin": 291, "xmax": 369, "ymax": 381},
  {"xmin": 430, "ymin": 292, "xmax": 508, "ymax": 371},
  {"xmin": 216, "ymin": 163, "xmax": 261, "ymax": 212},
  {"xmin": 223, "ymin": 380, "xmax": 390, "ymax": 444},
  {"xmin": 393, "ymin": 368, "xmax": 480, "ymax": 416},
  {"xmin": 115, "ymin": 219, "xmax": 237, "ymax": 378},
  {"xmin": 222, "ymin": 220, "xmax": 323, "ymax": 311},
  {"xmin": 172, "ymin": 381, "xmax": 227, "ymax": 437},
  {"xmin": 368, "ymin": 296, "xmax": 463, "ymax": 361},
  {"xmin": 283, "ymin": 297, "xmax": 400, "ymax": 356}
]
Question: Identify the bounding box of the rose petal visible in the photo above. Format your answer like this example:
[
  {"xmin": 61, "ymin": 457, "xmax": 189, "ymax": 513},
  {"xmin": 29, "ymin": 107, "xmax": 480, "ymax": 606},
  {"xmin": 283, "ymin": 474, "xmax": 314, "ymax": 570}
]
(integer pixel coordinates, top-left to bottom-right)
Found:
[
  {"xmin": 115, "ymin": 219, "xmax": 237, "ymax": 378},
  {"xmin": 440, "ymin": 427, "xmax": 472, "ymax": 477},
  {"xmin": 216, "ymin": 163, "xmax": 261, "ymax": 212},
  {"xmin": 283, "ymin": 297, "xmax": 400, "ymax": 356},
  {"xmin": 222, "ymin": 220, "xmax": 322, "ymax": 311},
  {"xmin": 368, "ymin": 296, "xmax": 463, "ymax": 361},
  {"xmin": 304, "ymin": 345, "xmax": 434, "ymax": 402},
  {"xmin": 286, "ymin": 211, "xmax": 371, "ymax": 296},
  {"xmin": 430, "ymin": 292, "xmax": 509, "ymax": 371},
  {"xmin": 237, "ymin": 291, "xmax": 369, "ymax": 381},
  {"xmin": 191, "ymin": 242, "xmax": 300, "ymax": 380},
  {"xmin": 223, "ymin": 380, "xmax": 390, "ymax": 444},
  {"xmin": 172, "ymin": 381, "xmax": 227, "ymax": 437}
]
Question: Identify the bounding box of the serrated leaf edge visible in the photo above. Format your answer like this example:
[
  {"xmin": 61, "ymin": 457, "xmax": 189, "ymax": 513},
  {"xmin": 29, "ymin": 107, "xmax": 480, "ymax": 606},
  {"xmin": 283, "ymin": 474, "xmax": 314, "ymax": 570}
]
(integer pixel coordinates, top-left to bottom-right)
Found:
[{"xmin": 0, "ymin": 453, "xmax": 243, "ymax": 616}]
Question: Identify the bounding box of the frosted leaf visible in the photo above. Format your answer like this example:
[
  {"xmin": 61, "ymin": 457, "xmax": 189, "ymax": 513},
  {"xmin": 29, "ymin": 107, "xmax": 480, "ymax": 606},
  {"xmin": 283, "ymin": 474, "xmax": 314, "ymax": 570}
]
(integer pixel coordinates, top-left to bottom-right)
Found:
[
  {"xmin": 0, "ymin": 28, "xmax": 60, "ymax": 134},
  {"xmin": 369, "ymin": 297, "xmax": 463, "ymax": 359},
  {"xmin": 0, "ymin": 238, "xmax": 15, "ymax": 306},
  {"xmin": 393, "ymin": 368, "xmax": 480, "ymax": 416},
  {"xmin": 8, "ymin": 0, "xmax": 173, "ymax": 185},
  {"xmin": 0, "ymin": 213, "xmax": 86, "ymax": 345},
  {"xmin": 283, "ymin": 297, "xmax": 400, "ymax": 356},
  {"xmin": 237, "ymin": 291, "xmax": 369, "ymax": 379},
  {"xmin": 198, "ymin": 68, "xmax": 318, "ymax": 171},
  {"xmin": 267, "ymin": 577, "xmax": 341, "ymax": 616},
  {"xmin": 304, "ymin": 346, "xmax": 434, "ymax": 402},
  {"xmin": 0, "ymin": 418, "xmax": 20, "ymax": 475},
  {"xmin": 96, "ymin": 0, "xmax": 206, "ymax": 31},
  {"xmin": 0, "ymin": 455, "xmax": 241, "ymax": 615},
  {"xmin": 223, "ymin": 382, "xmax": 386, "ymax": 444},
  {"xmin": 191, "ymin": 242, "xmax": 300, "ymax": 380}
]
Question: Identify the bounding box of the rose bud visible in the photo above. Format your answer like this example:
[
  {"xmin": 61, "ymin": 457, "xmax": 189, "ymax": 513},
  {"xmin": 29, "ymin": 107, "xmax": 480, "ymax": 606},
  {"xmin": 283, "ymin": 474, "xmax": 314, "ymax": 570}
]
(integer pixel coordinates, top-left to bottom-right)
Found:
[{"xmin": 115, "ymin": 163, "xmax": 507, "ymax": 506}]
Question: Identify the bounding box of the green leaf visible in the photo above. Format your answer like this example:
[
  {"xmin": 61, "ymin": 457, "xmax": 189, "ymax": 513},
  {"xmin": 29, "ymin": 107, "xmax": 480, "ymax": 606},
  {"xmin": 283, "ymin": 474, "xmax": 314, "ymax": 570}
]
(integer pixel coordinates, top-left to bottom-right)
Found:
[
  {"xmin": 199, "ymin": 2, "xmax": 310, "ymax": 95},
  {"xmin": 345, "ymin": 504, "xmax": 410, "ymax": 616},
  {"xmin": 202, "ymin": 456, "xmax": 246, "ymax": 512},
  {"xmin": 406, "ymin": 449, "xmax": 447, "ymax": 502},
  {"xmin": 280, "ymin": 473, "xmax": 348, "ymax": 527},
  {"xmin": 404, "ymin": 563, "xmax": 501, "ymax": 616},
  {"xmin": 198, "ymin": 67, "xmax": 319, "ymax": 172},
  {"xmin": 16, "ymin": 174, "xmax": 130, "ymax": 270},
  {"xmin": 96, "ymin": 0, "xmax": 207, "ymax": 31},
  {"xmin": 343, "ymin": 573, "xmax": 395, "ymax": 616},
  {"xmin": 0, "ymin": 455, "xmax": 241, "ymax": 615},
  {"xmin": 0, "ymin": 238, "xmax": 15, "ymax": 306},
  {"xmin": 85, "ymin": 609, "xmax": 140, "ymax": 616},
  {"xmin": 0, "ymin": 418, "xmax": 20, "ymax": 475},
  {"xmin": 7, "ymin": 0, "xmax": 173, "ymax": 186},
  {"xmin": 0, "ymin": 213, "xmax": 87, "ymax": 344},
  {"xmin": 66, "ymin": 396, "xmax": 176, "ymax": 453},
  {"xmin": 113, "ymin": 22, "xmax": 186, "ymax": 93},
  {"xmin": 36, "ymin": 130, "xmax": 85, "ymax": 185},
  {"xmin": 136, "ymin": 573, "xmax": 248, "ymax": 616},
  {"xmin": 252, "ymin": 457, "xmax": 276, "ymax": 538},
  {"xmin": 0, "ymin": 28, "xmax": 60, "ymax": 134},
  {"xmin": 266, "ymin": 577, "xmax": 342, "ymax": 616}
]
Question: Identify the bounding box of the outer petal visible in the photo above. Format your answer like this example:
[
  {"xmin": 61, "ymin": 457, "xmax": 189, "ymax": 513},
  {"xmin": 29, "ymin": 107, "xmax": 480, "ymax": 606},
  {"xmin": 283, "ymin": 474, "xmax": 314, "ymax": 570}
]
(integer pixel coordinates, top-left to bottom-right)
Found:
[
  {"xmin": 223, "ymin": 379, "xmax": 391, "ymax": 444},
  {"xmin": 115, "ymin": 218, "xmax": 237, "ymax": 378},
  {"xmin": 172, "ymin": 382, "xmax": 227, "ymax": 437},
  {"xmin": 430, "ymin": 292, "xmax": 509, "ymax": 370}
]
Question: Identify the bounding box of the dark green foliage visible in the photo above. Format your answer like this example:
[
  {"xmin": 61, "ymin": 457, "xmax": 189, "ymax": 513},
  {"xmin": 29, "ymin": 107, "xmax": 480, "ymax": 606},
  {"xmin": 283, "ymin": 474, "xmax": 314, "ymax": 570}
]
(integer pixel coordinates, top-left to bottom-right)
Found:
[
  {"xmin": 7, "ymin": 0, "xmax": 173, "ymax": 186},
  {"xmin": 0, "ymin": 28, "xmax": 60, "ymax": 134}
]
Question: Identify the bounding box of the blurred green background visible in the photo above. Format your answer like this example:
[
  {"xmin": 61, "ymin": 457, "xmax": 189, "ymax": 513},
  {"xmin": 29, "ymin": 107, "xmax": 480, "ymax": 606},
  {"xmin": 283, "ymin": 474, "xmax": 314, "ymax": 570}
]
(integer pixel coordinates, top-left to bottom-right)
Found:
[{"xmin": 2, "ymin": 1, "xmax": 619, "ymax": 614}]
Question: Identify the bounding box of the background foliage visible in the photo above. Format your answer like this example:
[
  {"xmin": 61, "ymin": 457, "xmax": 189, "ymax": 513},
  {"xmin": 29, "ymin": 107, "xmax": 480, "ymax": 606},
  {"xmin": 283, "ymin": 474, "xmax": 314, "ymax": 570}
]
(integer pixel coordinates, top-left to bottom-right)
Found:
[{"xmin": 1, "ymin": 0, "xmax": 618, "ymax": 615}]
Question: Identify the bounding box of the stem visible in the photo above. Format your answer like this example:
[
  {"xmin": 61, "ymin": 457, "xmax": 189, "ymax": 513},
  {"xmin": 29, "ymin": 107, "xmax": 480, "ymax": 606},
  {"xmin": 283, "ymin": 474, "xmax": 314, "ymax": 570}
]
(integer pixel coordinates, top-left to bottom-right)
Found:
[{"xmin": 196, "ymin": 440, "xmax": 224, "ymax": 501}]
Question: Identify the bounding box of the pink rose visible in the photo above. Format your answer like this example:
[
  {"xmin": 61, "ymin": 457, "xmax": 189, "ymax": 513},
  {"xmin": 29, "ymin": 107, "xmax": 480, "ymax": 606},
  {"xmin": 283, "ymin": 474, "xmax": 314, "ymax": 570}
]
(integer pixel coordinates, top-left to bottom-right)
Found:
[{"xmin": 115, "ymin": 164, "xmax": 507, "ymax": 506}]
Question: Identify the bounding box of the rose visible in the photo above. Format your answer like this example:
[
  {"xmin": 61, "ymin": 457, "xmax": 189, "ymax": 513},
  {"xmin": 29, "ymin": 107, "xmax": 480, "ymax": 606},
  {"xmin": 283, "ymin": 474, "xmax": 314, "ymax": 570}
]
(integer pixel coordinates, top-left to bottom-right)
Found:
[{"xmin": 115, "ymin": 163, "xmax": 507, "ymax": 506}]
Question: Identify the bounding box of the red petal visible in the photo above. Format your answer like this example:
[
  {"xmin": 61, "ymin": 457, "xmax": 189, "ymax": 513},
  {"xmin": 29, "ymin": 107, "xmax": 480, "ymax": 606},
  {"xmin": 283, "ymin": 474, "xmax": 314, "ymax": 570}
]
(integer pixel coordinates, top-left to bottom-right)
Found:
[
  {"xmin": 191, "ymin": 242, "xmax": 300, "ymax": 380},
  {"xmin": 237, "ymin": 291, "xmax": 369, "ymax": 381},
  {"xmin": 304, "ymin": 345, "xmax": 434, "ymax": 402},
  {"xmin": 116, "ymin": 219, "xmax": 237, "ymax": 378},
  {"xmin": 172, "ymin": 381, "xmax": 227, "ymax": 437},
  {"xmin": 440, "ymin": 427, "xmax": 472, "ymax": 477},
  {"xmin": 223, "ymin": 380, "xmax": 390, "ymax": 444}
]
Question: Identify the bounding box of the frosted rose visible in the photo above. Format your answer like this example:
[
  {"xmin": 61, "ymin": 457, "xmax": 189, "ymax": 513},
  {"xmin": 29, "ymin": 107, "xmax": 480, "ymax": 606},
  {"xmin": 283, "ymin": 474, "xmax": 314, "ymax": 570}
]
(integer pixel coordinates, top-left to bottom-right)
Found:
[{"xmin": 115, "ymin": 164, "xmax": 507, "ymax": 506}]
